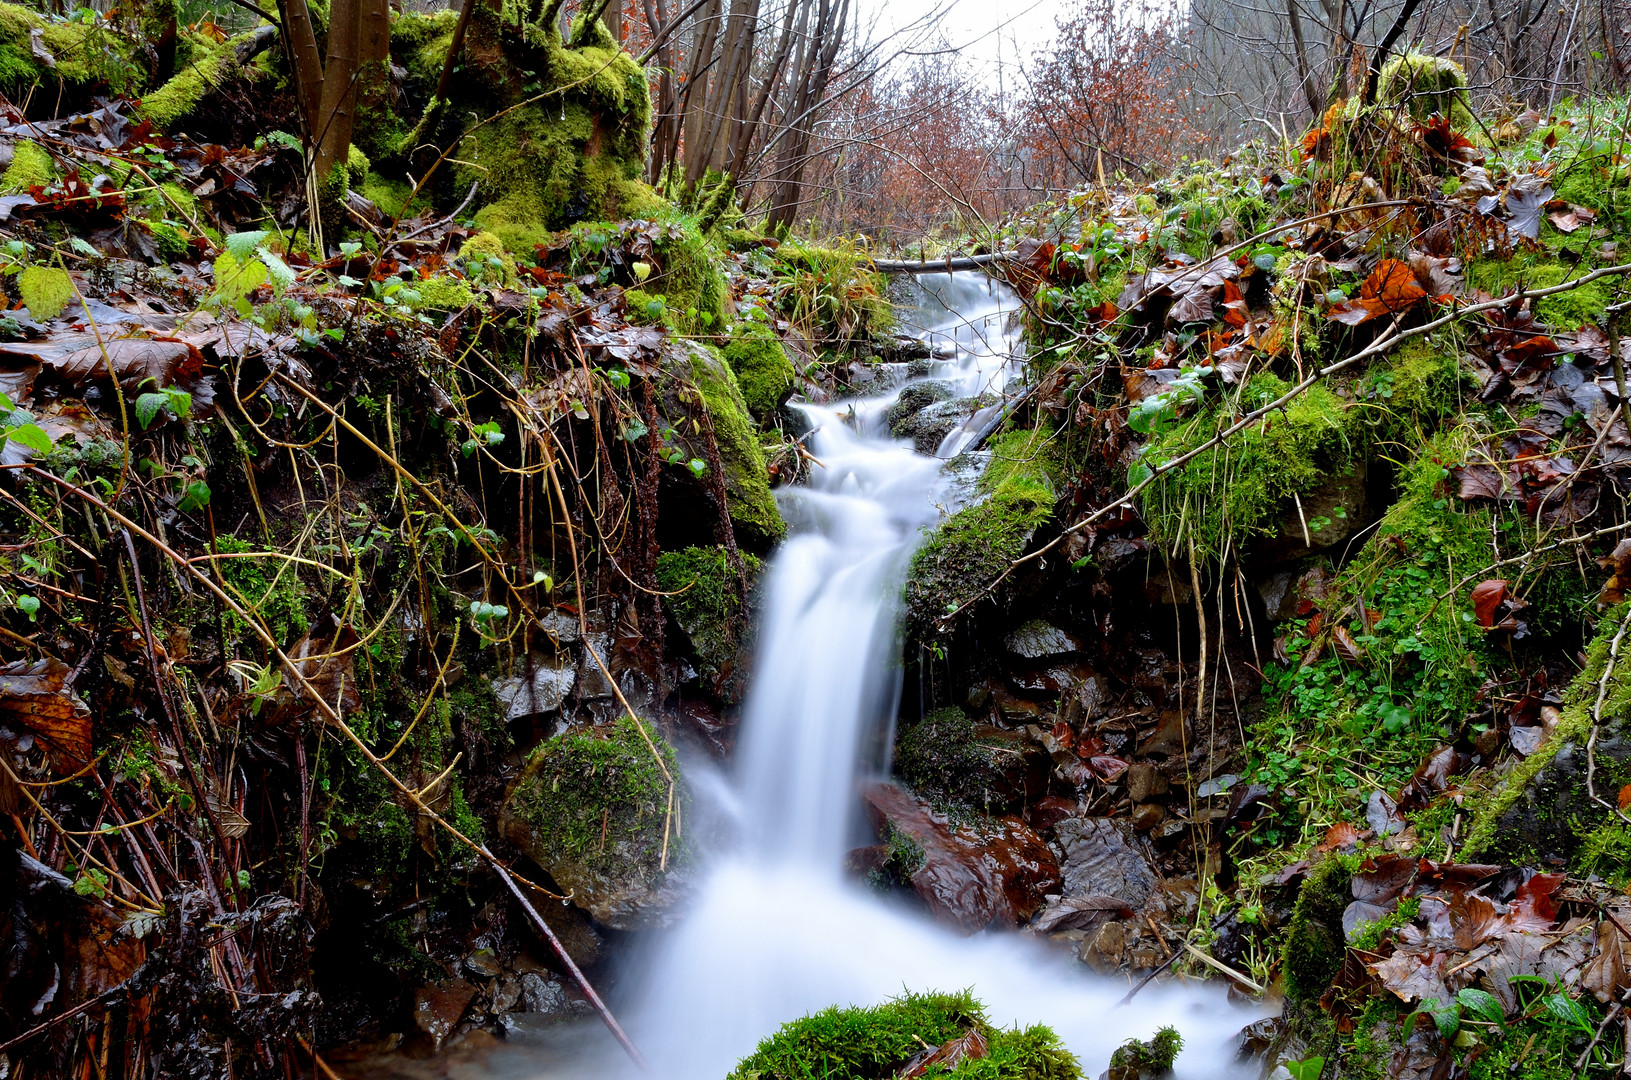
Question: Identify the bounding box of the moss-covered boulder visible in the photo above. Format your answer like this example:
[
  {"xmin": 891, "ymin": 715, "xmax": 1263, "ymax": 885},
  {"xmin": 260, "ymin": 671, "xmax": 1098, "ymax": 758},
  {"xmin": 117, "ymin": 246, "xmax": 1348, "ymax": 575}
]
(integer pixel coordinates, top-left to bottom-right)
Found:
[
  {"xmin": 904, "ymin": 423, "xmax": 1061, "ymax": 642},
  {"xmin": 682, "ymin": 341, "xmax": 785, "ymax": 547},
  {"xmin": 0, "ymin": 2, "xmax": 147, "ymax": 103},
  {"xmin": 0, "ymin": 140, "xmax": 53, "ymax": 194},
  {"xmin": 1462, "ymin": 604, "xmax": 1631, "ymax": 872},
  {"xmin": 499, "ymin": 715, "xmax": 690, "ymax": 930},
  {"xmin": 1106, "ymin": 1027, "xmax": 1182, "ymax": 1080},
  {"xmin": 656, "ymin": 545, "xmax": 760, "ymax": 703},
  {"xmin": 726, "ymin": 989, "xmax": 1081, "ymax": 1080},
  {"xmin": 895, "ymin": 706, "xmax": 1047, "ymax": 813},
  {"xmin": 1281, "ymin": 855, "xmax": 1353, "ymax": 1002},
  {"xmin": 393, "ymin": 6, "xmax": 659, "ymax": 250},
  {"xmin": 721, "ymin": 326, "xmax": 795, "ymax": 418}
]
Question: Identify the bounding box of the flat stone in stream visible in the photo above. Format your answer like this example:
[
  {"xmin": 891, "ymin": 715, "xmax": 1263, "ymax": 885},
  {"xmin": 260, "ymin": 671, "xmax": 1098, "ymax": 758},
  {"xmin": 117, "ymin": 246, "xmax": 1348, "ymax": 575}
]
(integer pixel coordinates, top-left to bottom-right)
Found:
[
  {"xmin": 1053, "ymin": 816, "xmax": 1159, "ymax": 910},
  {"xmin": 860, "ymin": 781, "xmax": 1061, "ymax": 934}
]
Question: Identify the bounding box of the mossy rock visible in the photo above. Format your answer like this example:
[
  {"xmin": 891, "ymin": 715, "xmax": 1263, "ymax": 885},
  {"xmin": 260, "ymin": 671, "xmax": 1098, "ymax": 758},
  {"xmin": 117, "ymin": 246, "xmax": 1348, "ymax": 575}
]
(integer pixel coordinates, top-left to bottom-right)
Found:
[
  {"xmin": 1462, "ymin": 603, "xmax": 1631, "ymax": 868},
  {"xmin": 656, "ymin": 544, "xmax": 761, "ymax": 703},
  {"xmin": 1107, "ymin": 1027, "xmax": 1182, "ymax": 1080},
  {"xmin": 726, "ymin": 989, "xmax": 1081, "ymax": 1080},
  {"xmin": 0, "ymin": 2, "xmax": 147, "ymax": 102},
  {"xmin": 682, "ymin": 341, "xmax": 785, "ymax": 548},
  {"xmin": 1282, "ymin": 855, "xmax": 1353, "ymax": 1001},
  {"xmin": 720, "ymin": 326, "xmax": 795, "ymax": 418},
  {"xmin": 903, "ymin": 423, "xmax": 1061, "ymax": 642},
  {"xmin": 895, "ymin": 706, "xmax": 1046, "ymax": 813},
  {"xmin": 499, "ymin": 715, "xmax": 689, "ymax": 930},
  {"xmin": 1376, "ymin": 52, "xmax": 1468, "ymax": 121}
]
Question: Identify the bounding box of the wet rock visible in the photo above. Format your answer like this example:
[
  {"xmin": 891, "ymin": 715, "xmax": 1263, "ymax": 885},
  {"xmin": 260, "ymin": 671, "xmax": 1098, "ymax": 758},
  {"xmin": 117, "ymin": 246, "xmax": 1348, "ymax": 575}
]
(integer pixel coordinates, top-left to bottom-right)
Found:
[
  {"xmin": 1079, "ymin": 920, "xmax": 1128, "ymax": 973},
  {"xmin": 1125, "ymin": 762, "xmax": 1169, "ymax": 803},
  {"xmin": 1005, "ymin": 619, "xmax": 1084, "ymax": 659},
  {"xmin": 885, "ymin": 378, "xmax": 956, "ymax": 432},
  {"xmin": 1131, "ymin": 803, "xmax": 1166, "ymax": 832},
  {"xmin": 895, "ymin": 708, "xmax": 1048, "ymax": 813},
  {"xmin": 500, "ymin": 717, "xmax": 691, "ymax": 930},
  {"xmin": 1074, "ymin": 674, "xmax": 1113, "ymax": 721},
  {"xmin": 1260, "ymin": 460, "xmax": 1368, "ymax": 563},
  {"xmin": 535, "ymin": 609, "xmax": 581, "ymax": 644},
  {"xmin": 492, "ymin": 657, "xmax": 576, "ymax": 720},
  {"xmin": 992, "ymin": 689, "xmax": 1044, "ymax": 726},
  {"xmin": 1055, "ymin": 817, "xmax": 1159, "ymax": 909},
  {"xmin": 575, "ymin": 628, "xmax": 616, "ymax": 700},
  {"xmin": 1471, "ymin": 713, "xmax": 1631, "ymax": 865},
  {"xmin": 463, "ymin": 947, "xmax": 501, "ymax": 978},
  {"xmin": 893, "ymin": 394, "xmax": 997, "ymax": 455},
  {"xmin": 1105, "ymin": 1026, "xmax": 1182, "ymax": 1080},
  {"xmin": 1137, "ymin": 711, "xmax": 1188, "ymax": 758},
  {"xmin": 1029, "ymin": 796, "xmax": 1081, "ymax": 833},
  {"xmin": 515, "ymin": 879, "xmax": 604, "ymax": 968},
  {"xmin": 413, "ymin": 980, "xmax": 477, "ymax": 1050},
  {"xmin": 860, "ymin": 781, "xmax": 1061, "ymax": 934},
  {"xmin": 520, "ymin": 972, "xmax": 572, "ymax": 1016},
  {"xmin": 1257, "ymin": 565, "xmax": 1334, "ymax": 623}
]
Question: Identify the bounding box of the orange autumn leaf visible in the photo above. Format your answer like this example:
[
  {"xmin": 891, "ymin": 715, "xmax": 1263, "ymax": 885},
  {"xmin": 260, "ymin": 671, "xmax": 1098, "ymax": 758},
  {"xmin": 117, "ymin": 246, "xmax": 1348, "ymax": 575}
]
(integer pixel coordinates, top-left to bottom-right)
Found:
[
  {"xmin": 1619, "ymin": 784, "xmax": 1631, "ymax": 811},
  {"xmin": 0, "ymin": 658, "xmax": 93, "ymax": 772},
  {"xmin": 1328, "ymin": 259, "xmax": 1429, "ymax": 325}
]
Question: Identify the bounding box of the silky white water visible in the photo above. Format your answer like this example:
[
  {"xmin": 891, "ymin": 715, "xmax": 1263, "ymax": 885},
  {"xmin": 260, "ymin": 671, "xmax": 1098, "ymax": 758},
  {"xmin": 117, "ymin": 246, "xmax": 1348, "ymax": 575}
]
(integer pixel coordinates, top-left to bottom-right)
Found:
[{"xmin": 526, "ymin": 273, "xmax": 1266, "ymax": 1080}]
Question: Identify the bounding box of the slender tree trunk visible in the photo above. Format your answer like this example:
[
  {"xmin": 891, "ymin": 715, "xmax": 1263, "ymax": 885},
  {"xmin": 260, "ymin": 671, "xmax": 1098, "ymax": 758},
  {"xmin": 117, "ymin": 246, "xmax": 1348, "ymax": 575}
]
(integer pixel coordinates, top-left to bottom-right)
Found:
[
  {"xmin": 1286, "ymin": 0, "xmax": 1323, "ymax": 116},
  {"xmin": 314, "ymin": 0, "xmax": 363, "ymax": 182},
  {"xmin": 281, "ymin": 0, "xmax": 325, "ymax": 135}
]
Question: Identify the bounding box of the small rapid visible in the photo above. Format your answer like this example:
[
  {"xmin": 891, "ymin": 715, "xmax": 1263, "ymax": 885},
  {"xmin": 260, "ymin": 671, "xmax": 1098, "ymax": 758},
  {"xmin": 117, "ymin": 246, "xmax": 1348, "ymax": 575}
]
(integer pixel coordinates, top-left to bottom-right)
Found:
[{"xmin": 437, "ymin": 274, "xmax": 1267, "ymax": 1080}]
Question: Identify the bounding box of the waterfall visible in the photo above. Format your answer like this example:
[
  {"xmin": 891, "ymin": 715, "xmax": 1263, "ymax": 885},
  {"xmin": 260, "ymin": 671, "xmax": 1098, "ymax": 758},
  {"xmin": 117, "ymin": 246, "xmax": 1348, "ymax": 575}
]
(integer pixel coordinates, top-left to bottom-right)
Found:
[{"xmin": 554, "ymin": 273, "xmax": 1266, "ymax": 1080}]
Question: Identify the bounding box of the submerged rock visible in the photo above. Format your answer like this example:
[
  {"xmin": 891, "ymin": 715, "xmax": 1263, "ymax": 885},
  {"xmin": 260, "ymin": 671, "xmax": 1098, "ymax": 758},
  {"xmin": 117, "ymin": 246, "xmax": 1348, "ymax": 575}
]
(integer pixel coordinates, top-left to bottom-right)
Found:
[
  {"xmin": 500, "ymin": 716, "xmax": 690, "ymax": 930},
  {"xmin": 885, "ymin": 379, "xmax": 956, "ymax": 434},
  {"xmin": 860, "ymin": 781, "xmax": 1061, "ymax": 934},
  {"xmin": 1005, "ymin": 619, "xmax": 1085, "ymax": 659}
]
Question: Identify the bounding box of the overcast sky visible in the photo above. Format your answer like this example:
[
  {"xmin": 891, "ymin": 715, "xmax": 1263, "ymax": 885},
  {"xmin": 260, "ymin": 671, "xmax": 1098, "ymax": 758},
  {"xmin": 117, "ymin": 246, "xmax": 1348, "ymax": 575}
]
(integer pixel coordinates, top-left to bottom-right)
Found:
[{"xmin": 855, "ymin": 0, "xmax": 1070, "ymax": 92}]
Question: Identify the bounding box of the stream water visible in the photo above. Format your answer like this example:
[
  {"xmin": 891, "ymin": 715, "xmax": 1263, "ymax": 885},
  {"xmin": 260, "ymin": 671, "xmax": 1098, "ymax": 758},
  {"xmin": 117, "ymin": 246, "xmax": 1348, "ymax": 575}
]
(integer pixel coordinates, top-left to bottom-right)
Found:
[{"xmin": 359, "ymin": 274, "xmax": 1266, "ymax": 1080}]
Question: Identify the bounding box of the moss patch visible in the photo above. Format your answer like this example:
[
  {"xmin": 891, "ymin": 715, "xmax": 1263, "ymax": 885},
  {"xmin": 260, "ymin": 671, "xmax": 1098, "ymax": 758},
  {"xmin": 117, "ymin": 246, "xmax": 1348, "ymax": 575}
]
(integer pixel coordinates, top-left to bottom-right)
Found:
[
  {"xmin": 904, "ymin": 422, "xmax": 1061, "ymax": 642},
  {"xmin": 1282, "ymin": 855, "xmax": 1353, "ymax": 1001},
  {"xmin": 0, "ymin": 140, "xmax": 53, "ymax": 193},
  {"xmin": 1376, "ymin": 52, "xmax": 1468, "ymax": 121},
  {"xmin": 1107, "ymin": 1028, "xmax": 1182, "ymax": 1080},
  {"xmin": 720, "ymin": 327, "xmax": 794, "ymax": 418},
  {"xmin": 656, "ymin": 544, "xmax": 760, "ymax": 701},
  {"xmin": 136, "ymin": 36, "xmax": 249, "ymax": 131},
  {"xmin": 1140, "ymin": 374, "xmax": 1364, "ymax": 561},
  {"xmin": 726, "ymin": 989, "xmax": 1081, "ymax": 1080},
  {"xmin": 686, "ymin": 343, "xmax": 784, "ymax": 546}
]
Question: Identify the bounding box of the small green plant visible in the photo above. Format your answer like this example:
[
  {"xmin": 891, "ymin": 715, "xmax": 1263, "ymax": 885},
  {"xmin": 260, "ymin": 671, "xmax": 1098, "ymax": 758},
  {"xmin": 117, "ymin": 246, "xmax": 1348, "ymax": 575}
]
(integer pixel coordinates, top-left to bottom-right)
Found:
[{"xmin": 1285, "ymin": 1056, "xmax": 1325, "ymax": 1080}]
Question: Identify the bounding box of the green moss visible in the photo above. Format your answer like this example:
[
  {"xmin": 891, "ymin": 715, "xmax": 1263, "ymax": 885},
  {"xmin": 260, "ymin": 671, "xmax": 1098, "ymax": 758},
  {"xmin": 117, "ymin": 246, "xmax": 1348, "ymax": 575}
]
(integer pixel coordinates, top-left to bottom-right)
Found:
[
  {"xmin": 1376, "ymin": 52, "xmax": 1468, "ymax": 120},
  {"xmin": 1527, "ymin": 263, "xmax": 1612, "ymax": 329},
  {"xmin": 727, "ymin": 990, "xmax": 1081, "ymax": 1080},
  {"xmin": 460, "ymin": 230, "xmax": 517, "ymax": 285},
  {"xmin": 895, "ymin": 707, "xmax": 1023, "ymax": 812},
  {"xmin": 404, "ymin": 5, "xmax": 652, "ymax": 239},
  {"xmin": 1141, "ymin": 374, "xmax": 1363, "ymax": 561},
  {"xmin": 360, "ymin": 171, "xmax": 413, "ymax": 219},
  {"xmin": 650, "ymin": 215, "xmax": 727, "ymax": 334},
  {"xmin": 1282, "ymin": 855, "xmax": 1353, "ymax": 1001},
  {"xmin": 1462, "ymin": 603, "xmax": 1631, "ymax": 862},
  {"xmin": 624, "ymin": 287, "xmax": 664, "ymax": 325},
  {"xmin": 413, "ymin": 274, "xmax": 476, "ymax": 311},
  {"xmin": 1383, "ymin": 338, "xmax": 1464, "ymax": 423},
  {"xmin": 687, "ymin": 343, "xmax": 785, "ymax": 546},
  {"xmin": 136, "ymin": 36, "xmax": 248, "ymax": 130},
  {"xmin": 0, "ymin": 4, "xmax": 146, "ymax": 98},
  {"xmin": 903, "ymin": 423, "xmax": 1061, "ymax": 642},
  {"xmin": 721, "ymin": 327, "xmax": 795, "ymax": 418},
  {"xmin": 212, "ymin": 535, "xmax": 310, "ymax": 651},
  {"xmin": 1348, "ymin": 896, "xmax": 1419, "ymax": 951},
  {"xmin": 1572, "ymin": 818, "xmax": 1631, "ymax": 889},
  {"xmin": 656, "ymin": 544, "xmax": 760, "ymax": 698},
  {"xmin": 0, "ymin": 140, "xmax": 53, "ymax": 193},
  {"xmin": 505, "ymin": 715, "xmax": 681, "ymax": 874},
  {"xmin": 1108, "ymin": 1028, "xmax": 1182, "ymax": 1078}
]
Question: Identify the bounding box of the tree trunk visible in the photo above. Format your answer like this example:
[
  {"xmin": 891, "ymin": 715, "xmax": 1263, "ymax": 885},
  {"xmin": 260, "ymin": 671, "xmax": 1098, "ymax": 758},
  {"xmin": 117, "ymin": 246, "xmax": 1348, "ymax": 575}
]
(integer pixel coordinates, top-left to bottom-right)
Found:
[
  {"xmin": 314, "ymin": 0, "xmax": 363, "ymax": 183},
  {"xmin": 281, "ymin": 0, "xmax": 325, "ymax": 135}
]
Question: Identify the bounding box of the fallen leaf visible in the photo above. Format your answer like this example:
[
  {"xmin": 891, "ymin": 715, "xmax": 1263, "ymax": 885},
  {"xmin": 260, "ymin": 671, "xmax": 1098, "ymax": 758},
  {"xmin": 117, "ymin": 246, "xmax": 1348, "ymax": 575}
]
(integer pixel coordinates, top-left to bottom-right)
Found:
[
  {"xmin": 1319, "ymin": 821, "xmax": 1363, "ymax": 852},
  {"xmin": 1028, "ymin": 895, "xmax": 1135, "ymax": 933},
  {"xmin": 898, "ymin": 1028, "xmax": 989, "ymax": 1078},
  {"xmin": 1471, "ymin": 580, "xmax": 1508, "ymax": 627},
  {"xmin": 0, "ymin": 657, "xmax": 93, "ymax": 771},
  {"xmin": 1547, "ymin": 203, "xmax": 1597, "ymax": 233}
]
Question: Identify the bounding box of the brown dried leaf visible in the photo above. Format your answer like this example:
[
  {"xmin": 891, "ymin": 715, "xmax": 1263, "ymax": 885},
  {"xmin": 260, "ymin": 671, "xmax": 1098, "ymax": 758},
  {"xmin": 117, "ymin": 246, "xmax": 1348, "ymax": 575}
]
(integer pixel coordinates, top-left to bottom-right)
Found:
[
  {"xmin": 0, "ymin": 657, "xmax": 92, "ymax": 772},
  {"xmin": 1028, "ymin": 895, "xmax": 1135, "ymax": 933},
  {"xmin": 1471, "ymin": 580, "xmax": 1508, "ymax": 628},
  {"xmin": 1580, "ymin": 900, "xmax": 1631, "ymax": 1002},
  {"xmin": 898, "ymin": 1028, "xmax": 989, "ymax": 1078},
  {"xmin": 1369, "ymin": 948, "xmax": 1451, "ymax": 1005}
]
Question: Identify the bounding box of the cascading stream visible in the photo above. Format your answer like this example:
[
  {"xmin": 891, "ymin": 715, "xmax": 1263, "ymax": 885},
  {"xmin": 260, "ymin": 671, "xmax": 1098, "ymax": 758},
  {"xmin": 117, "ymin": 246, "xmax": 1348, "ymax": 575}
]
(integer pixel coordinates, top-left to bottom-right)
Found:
[{"xmin": 534, "ymin": 273, "xmax": 1265, "ymax": 1080}]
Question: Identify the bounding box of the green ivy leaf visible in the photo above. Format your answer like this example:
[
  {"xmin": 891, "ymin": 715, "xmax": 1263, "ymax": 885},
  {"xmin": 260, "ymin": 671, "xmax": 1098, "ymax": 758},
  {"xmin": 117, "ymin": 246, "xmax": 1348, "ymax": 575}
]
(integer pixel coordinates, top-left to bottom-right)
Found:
[
  {"xmin": 15, "ymin": 594, "xmax": 40, "ymax": 620},
  {"xmin": 1127, "ymin": 460, "xmax": 1153, "ymax": 487},
  {"xmin": 1455, "ymin": 988, "xmax": 1504, "ymax": 1029}
]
